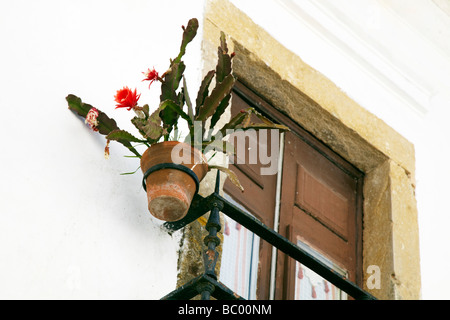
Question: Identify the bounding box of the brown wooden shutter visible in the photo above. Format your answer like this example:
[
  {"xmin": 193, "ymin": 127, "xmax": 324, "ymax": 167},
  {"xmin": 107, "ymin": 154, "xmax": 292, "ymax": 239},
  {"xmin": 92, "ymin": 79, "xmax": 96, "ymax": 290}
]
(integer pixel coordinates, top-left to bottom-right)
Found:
[
  {"xmin": 276, "ymin": 130, "xmax": 363, "ymax": 299},
  {"xmin": 223, "ymin": 88, "xmax": 279, "ymax": 300}
]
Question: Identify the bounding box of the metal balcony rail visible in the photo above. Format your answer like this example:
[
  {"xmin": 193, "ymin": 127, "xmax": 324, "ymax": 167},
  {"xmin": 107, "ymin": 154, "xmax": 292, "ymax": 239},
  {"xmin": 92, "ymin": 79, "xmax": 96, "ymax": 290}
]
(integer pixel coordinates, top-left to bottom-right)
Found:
[{"xmin": 153, "ymin": 169, "xmax": 376, "ymax": 300}]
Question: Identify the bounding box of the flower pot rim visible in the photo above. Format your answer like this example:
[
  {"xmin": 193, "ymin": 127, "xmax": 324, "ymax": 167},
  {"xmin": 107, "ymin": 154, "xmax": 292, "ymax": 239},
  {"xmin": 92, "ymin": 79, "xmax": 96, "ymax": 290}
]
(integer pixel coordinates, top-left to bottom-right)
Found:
[
  {"xmin": 142, "ymin": 140, "xmax": 208, "ymax": 165},
  {"xmin": 147, "ymin": 140, "xmax": 199, "ymax": 149}
]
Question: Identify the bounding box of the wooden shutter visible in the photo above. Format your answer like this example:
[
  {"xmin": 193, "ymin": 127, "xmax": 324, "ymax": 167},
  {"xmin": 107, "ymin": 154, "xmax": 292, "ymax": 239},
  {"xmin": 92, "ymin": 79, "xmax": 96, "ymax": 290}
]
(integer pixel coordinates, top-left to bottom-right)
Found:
[
  {"xmin": 223, "ymin": 87, "xmax": 279, "ymax": 300},
  {"xmin": 276, "ymin": 130, "xmax": 363, "ymax": 299}
]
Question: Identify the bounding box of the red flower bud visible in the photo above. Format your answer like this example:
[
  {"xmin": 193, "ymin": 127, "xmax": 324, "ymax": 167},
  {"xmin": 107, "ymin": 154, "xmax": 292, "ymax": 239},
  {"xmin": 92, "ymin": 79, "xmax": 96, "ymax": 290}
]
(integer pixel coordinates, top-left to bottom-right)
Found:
[
  {"xmin": 85, "ymin": 107, "xmax": 99, "ymax": 131},
  {"xmin": 104, "ymin": 140, "xmax": 111, "ymax": 159}
]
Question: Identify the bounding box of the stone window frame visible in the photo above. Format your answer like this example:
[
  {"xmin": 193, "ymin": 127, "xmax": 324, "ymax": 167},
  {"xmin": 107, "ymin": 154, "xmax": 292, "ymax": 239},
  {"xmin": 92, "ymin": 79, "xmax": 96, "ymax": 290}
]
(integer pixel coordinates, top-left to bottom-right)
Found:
[{"xmin": 177, "ymin": 0, "xmax": 420, "ymax": 300}]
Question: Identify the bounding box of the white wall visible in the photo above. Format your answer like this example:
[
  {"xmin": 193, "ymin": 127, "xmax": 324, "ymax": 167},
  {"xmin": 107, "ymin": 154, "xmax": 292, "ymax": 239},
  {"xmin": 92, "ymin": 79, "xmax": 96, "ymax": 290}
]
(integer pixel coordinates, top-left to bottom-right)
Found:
[{"xmin": 0, "ymin": 0, "xmax": 205, "ymax": 299}]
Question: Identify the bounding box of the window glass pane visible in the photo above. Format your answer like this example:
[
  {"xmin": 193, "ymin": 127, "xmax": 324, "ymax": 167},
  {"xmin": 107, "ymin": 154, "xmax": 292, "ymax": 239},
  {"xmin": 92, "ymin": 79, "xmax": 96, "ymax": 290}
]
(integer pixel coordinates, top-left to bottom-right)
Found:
[
  {"xmin": 220, "ymin": 195, "xmax": 260, "ymax": 300},
  {"xmin": 294, "ymin": 239, "xmax": 347, "ymax": 300}
]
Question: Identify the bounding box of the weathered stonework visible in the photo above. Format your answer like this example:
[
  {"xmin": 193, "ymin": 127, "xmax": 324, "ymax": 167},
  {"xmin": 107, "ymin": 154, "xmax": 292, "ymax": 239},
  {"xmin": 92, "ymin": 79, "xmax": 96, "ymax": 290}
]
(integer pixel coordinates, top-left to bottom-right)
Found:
[
  {"xmin": 389, "ymin": 161, "xmax": 421, "ymax": 299},
  {"xmin": 177, "ymin": 0, "xmax": 421, "ymax": 300},
  {"xmin": 363, "ymin": 160, "xmax": 396, "ymax": 299}
]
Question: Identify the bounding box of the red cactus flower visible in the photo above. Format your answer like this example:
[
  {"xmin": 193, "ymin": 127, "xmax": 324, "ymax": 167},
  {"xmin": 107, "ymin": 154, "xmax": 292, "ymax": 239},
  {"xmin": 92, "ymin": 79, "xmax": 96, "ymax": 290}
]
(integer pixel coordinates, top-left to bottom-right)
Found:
[
  {"xmin": 142, "ymin": 67, "xmax": 159, "ymax": 88},
  {"xmin": 85, "ymin": 107, "xmax": 99, "ymax": 131},
  {"xmin": 114, "ymin": 87, "xmax": 141, "ymax": 110}
]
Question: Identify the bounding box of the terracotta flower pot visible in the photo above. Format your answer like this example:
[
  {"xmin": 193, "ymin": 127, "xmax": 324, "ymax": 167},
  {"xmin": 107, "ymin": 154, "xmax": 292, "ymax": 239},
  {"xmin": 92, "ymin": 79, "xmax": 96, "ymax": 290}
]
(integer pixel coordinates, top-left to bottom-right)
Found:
[{"xmin": 140, "ymin": 141, "xmax": 208, "ymax": 222}]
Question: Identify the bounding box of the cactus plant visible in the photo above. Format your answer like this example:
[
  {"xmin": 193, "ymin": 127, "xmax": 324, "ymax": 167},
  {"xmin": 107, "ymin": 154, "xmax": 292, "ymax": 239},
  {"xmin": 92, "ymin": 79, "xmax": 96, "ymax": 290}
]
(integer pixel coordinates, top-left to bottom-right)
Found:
[{"xmin": 67, "ymin": 18, "xmax": 289, "ymax": 192}]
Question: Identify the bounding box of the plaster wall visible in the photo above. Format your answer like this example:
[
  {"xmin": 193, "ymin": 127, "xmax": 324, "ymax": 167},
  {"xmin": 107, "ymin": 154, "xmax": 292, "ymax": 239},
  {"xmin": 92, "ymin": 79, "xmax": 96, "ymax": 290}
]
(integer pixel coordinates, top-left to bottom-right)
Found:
[{"xmin": 0, "ymin": 0, "xmax": 204, "ymax": 299}]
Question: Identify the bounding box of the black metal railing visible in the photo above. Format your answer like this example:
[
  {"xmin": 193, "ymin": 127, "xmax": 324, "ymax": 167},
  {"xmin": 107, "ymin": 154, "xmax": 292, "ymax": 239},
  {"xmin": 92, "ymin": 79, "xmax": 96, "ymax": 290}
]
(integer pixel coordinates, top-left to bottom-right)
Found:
[{"xmin": 153, "ymin": 169, "xmax": 376, "ymax": 300}]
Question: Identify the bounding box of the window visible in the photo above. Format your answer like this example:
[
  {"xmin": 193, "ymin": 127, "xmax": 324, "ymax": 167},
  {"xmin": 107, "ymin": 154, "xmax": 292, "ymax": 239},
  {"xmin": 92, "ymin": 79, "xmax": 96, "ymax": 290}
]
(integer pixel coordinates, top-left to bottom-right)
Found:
[
  {"xmin": 220, "ymin": 82, "xmax": 364, "ymax": 300},
  {"xmin": 220, "ymin": 195, "xmax": 260, "ymax": 300}
]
